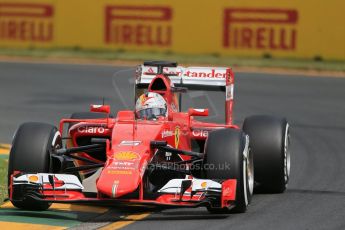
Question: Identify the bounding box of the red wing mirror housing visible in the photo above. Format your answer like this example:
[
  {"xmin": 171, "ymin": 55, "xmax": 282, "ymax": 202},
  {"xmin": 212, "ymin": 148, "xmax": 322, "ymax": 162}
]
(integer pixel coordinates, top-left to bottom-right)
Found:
[
  {"xmin": 188, "ymin": 108, "xmax": 209, "ymax": 117},
  {"xmin": 90, "ymin": 104, "xmax": 111, "ymax": 114}
]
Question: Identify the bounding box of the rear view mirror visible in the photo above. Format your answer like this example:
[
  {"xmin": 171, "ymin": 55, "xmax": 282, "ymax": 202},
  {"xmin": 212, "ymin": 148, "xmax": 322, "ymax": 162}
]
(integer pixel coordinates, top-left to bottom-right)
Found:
[
  {"xmin": 188, "ymin": 108, "xmax": 209, "ymax": 117},
  {"xmin": 90, "ymin": 104, "xmax": 111, "ymax": 114}
]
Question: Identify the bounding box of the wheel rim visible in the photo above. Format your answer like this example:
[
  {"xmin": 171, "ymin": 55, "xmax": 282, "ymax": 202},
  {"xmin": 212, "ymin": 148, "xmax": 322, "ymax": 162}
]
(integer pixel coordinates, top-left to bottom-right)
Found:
[
  {"xmin": 284, "ymin": 124, "xmax": 291, "ymax": 184},
  {"xmin": 243, "ymin": 135, "xmax": 253, "ymax": 205},
  {"xmin": 247, "ymin": 148, "xmax": 254, "ymax": 196}
]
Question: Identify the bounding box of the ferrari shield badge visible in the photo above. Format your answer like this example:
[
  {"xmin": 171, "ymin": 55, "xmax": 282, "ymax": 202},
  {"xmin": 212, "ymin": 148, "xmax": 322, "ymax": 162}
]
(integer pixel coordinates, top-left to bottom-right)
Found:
[{"xmin": 175, "ymin": 126, "xmax": 180, "ymax": 148}]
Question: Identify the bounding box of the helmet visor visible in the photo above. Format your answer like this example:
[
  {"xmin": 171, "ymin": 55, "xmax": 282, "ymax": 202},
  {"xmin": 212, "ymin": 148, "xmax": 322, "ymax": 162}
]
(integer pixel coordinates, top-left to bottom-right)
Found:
[{"xmin": 137, "ymin": 108, "xmax": 167, "ymax": 119}]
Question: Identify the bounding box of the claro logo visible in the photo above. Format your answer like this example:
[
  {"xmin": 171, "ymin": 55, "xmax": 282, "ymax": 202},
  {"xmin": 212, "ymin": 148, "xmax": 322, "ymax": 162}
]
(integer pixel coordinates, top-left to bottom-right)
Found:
[
  {"xmin": 77, "ymin": 126, "xmax": 105, "ymax": 134},
  {"xmin": 192, "ymin": 130, "xmax": 208, "ymax": 138},
  {"xmin": 105, "ymin": 5, "xmax": 172, "ymax": 47},
  {"xmin": 0, "ymin": 3, "xmax": 54, "ymax": 42},
  {"xmin": 223, "ymin": 8, "xmax": 298, "ymax": 51}
]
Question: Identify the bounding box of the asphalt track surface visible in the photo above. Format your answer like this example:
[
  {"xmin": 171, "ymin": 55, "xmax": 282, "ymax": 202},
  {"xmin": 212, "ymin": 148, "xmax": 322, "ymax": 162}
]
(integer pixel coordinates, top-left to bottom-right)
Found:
[{"xmin": 0, "ymin": 61, "xmax": 345, "ymax": 230}]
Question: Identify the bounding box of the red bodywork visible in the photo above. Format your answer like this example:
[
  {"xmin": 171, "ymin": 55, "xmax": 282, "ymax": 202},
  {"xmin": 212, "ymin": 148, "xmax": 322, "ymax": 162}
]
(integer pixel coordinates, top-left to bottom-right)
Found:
[{"xmin": 11, "ymin": 67, "xmax": 239, "ymax": 208}]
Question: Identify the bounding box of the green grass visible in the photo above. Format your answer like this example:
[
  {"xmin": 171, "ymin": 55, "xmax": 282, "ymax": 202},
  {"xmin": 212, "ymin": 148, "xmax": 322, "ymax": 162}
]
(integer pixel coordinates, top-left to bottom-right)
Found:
[
  {"xmin": 0, "ymin": 159, "xmax": 8, "ymax": 204},
  {"xmin": 0, "ymin": 47, "xmax": 344, "ymax": 72}
]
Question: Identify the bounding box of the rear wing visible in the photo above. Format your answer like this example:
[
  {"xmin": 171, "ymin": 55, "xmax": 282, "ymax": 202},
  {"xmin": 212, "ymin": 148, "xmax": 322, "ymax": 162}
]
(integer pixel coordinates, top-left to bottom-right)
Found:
[
  {"xmin": 136, "ymin": 65, "xmax": 233, "ymax": 91},
  {"xmin": 135, "ymin": 63, "xmax": 235, "ymax": 125}
]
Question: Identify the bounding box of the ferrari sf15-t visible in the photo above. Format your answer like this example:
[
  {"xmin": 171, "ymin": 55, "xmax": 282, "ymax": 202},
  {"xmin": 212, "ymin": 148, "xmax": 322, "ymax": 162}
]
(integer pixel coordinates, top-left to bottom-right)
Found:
[{"xmin": 8, "ymin": 61, "xmax": 291, "ymax": 213}]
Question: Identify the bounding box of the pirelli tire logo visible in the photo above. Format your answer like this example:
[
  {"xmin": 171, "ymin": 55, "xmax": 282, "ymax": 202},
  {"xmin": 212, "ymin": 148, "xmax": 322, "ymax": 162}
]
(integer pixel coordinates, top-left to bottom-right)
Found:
[
  {"xmin": 105, "ymin": 5, "xmax": 172, "ymax": 47},
  {"xmin": 223, "ymin": 8, "xmax": 298, "ymax": 51},
  {"xmin": 0, "ymin": 3, "xmax": 54, "ymax": 42}
]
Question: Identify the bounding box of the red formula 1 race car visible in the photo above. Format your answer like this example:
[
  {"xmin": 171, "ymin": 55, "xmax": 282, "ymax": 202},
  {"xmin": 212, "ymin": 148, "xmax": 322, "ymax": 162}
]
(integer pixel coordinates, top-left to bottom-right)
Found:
[{"xmin": 8, "ymin": 61, "xmax": 290, "ymax": 213}]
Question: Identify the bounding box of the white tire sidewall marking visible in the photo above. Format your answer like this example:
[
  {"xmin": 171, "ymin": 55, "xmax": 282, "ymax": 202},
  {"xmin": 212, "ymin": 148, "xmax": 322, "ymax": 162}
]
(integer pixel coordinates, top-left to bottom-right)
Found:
[
  {"xmin": 243, "ymin": 135, "xmax": 250, "ymax": 206},
  {"xmin": 243, "ymin": 157, "xmax": 248, "ymax": 205},
  {"xmin": 52, "ymin": 131, "xmax": 61, "ymax": 148},
  {"xmin": 284, "ymin": 123, "xmax": 290, "ymax": 184}
]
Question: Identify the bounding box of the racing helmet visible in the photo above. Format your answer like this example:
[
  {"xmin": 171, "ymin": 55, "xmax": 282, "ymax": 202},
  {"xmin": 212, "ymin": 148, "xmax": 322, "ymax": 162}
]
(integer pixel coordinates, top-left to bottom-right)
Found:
[{"xmin": 135, "ymin": 92, "xmax": 167, "ymax": 119}]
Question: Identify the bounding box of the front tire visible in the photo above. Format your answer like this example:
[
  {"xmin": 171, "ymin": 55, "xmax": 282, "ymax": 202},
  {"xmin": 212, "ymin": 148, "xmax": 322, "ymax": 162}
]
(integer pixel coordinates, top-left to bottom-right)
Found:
[
  {"xmin": 8, "ymin": 122, "xmax": 61, "ymax": 210},
  {"xmin": 243, "ymin": 115, "xmax": 290, "ymax": 193},
  {"xmin": 204, "ymin": 129, "xmax": 253, "ymax": 213}
]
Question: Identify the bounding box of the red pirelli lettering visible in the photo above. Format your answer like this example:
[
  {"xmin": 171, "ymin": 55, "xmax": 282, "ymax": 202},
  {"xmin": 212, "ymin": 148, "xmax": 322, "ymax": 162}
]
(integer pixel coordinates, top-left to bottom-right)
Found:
[
  {"xmin": 0, "ymin": 3, "xmax": 54, "ymax": 42},
  {"xmin": 223, "ymin": 8, "xmax": 298, "ymax": 51},
  {"xmin": 105, "ymin": 5, "xmax": 172, "ymax": 47}
]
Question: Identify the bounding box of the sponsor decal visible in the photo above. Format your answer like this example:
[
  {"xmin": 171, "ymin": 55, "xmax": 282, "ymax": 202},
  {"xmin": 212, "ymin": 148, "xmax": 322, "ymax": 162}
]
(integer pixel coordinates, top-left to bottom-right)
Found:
[
  {"xmin": 108, "ymin": 170, "xmax": 132, "ymax": 175},
  {"xmin": 111, "ymin": 180, "xmax": 119, "ymax": 198},
  {"xmin": 192, "ymin": 130, "xmax": 208, "ymax": 138},
  {"xmin": 111, "ymin": 161, "xmax": 136, "ymax": 170},
  {"xmin": 201, "ymin": 181, "xmax": 207, "ymax": 188},
  {"xmin": 0, "ymin": 3, "xmax": 54, "ymax": 42},
  {"xmin": 105, "ymin": 5, "xmax": 173, "ymax": 47},
  {"xmin": 223, "ymin": 8, "xmax": 298, "ymax": 51},
  {"xmin": 175, "ymin": 126, "xmax": 180, "ymax": 148},
  {"xmin": 184, "ymin": 69, "xmax": 226, "ymax": 78},
  {"xmin": 162, "ymin": 130, "xmax": 174, "ymax": 138},
  {"xmin": 223, "ymin": 187, "xmax": 232, "ymax": 197},
  {"xmin": 142, "ymin": 66, "xmax": 229, "ymax": 80},
  {"xmin": 225, "ymin": 85, "xmax": 234, "ymax": 101},
  {"xmin": 78, "ymin": 126, "xmax": 105, "ymax": 134},
  {"xmin": 119, "ymin": 140, "xmax": 141, "ymax": 146},
  {"xmin": 114, "ymin": 151, "xmax": 139, "ymax": 160},
  {"xmin": 144, "ymin": 66, "xmax": 181, "ymax": 76},
  {"xmin": 28, "ymin": 175, "xmax": 39, "ymax": 183}
]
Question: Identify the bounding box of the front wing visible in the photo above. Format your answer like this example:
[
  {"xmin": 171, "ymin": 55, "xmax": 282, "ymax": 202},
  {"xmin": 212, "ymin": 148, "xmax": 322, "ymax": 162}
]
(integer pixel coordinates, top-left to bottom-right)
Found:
[{"xmin": 9, "ymin": 172, "xmax": 237, "ymax": 209}]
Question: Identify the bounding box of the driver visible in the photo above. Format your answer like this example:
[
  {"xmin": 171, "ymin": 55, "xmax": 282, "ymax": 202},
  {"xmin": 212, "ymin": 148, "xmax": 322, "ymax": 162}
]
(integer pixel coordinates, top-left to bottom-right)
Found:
[{"xmin": 135, "ymin": 92, "xmax": 167, "ymax": 120}]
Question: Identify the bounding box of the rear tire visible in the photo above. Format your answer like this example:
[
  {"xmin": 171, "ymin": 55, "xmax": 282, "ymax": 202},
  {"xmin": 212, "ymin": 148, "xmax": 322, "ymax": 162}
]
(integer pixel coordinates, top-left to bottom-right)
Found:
[
  {"xmin": 243, "ymin": 115, "xmax": 290, "ymax": 193},
  {"xmin": 8, "ymin": 122, "xmax": 62, "ymax": 210},
  {"xmin": 204, "ymin": 129, "xmax": 253, "ymax": 213}
]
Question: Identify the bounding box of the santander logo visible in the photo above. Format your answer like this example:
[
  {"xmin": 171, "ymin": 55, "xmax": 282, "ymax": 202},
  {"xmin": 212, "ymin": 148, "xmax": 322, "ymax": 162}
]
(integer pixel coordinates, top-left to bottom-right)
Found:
[{"xmin": 184, "ymin": 69, "xmax": 226, "ymax": 78}]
